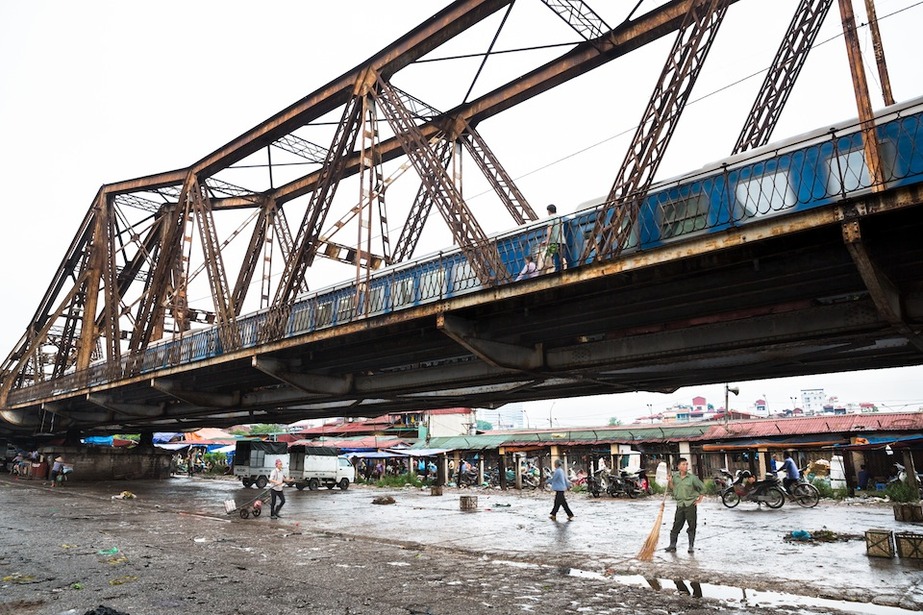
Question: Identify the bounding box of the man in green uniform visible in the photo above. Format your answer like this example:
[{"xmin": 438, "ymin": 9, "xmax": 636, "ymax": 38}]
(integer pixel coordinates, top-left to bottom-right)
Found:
[{"xmin": 665, "ymin": 457, "xmax": 705, "ymax": 553}]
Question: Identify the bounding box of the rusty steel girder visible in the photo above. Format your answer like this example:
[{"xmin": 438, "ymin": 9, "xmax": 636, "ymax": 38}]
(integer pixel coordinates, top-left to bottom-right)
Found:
[
  {"xmin": 582, "ymin": 0, "xmax": 732, "ymax": 263},
  {"xmin": 1, "ymin": 0, "xmax": 749, "ymax": 408},
  {"xmin": 373, "ymin": 75, "xmax": 508, "ymax": 285},
  {"xmin": 733, "ymin": 0, "xmax": 834, "ymax": 154}
]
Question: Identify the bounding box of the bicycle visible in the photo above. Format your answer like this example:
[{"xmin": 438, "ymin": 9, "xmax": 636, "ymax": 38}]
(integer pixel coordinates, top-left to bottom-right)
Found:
[{"xmin": 782, "ymin": 467, "xmax": 820, "ymax": 508}]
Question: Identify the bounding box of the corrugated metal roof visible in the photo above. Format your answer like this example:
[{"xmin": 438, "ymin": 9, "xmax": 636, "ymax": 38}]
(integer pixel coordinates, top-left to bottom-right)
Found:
[
  {"xmin": 410, "ymin": 435, "xmax": 512, "ymax": 451},
  {"xmin": 291, "ymin": 436, "xmax": 409, "ymax": 450},
  {"xmin": 698, "ymin": 412, "xmax": 923, "ymax": 441},
  {"xmin": 291, "ymin": 413, "xmax": 923, "ymax": 452}
]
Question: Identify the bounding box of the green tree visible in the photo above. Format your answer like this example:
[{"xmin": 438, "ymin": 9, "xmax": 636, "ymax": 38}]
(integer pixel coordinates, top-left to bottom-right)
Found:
[
  {"xmin": 246, "ymin": 424, "xmax": 286, "ymax": 436},
  {"xmin": 607, "ymin": 417, "xmax": 622, "ymax": 426},
  {"xmin": 476, "ymin": 420, "xmax": 493, "ymax": 431}
]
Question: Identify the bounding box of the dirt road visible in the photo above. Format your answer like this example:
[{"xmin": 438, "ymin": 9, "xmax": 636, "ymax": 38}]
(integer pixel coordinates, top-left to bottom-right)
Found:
[{"xmin": 1, "ymin": 475, "xmax": 921, "ymax": 615}]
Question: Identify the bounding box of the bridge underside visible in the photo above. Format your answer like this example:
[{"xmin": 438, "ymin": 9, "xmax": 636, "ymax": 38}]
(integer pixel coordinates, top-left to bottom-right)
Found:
[{"xmin": 4, "ymin": 190, "xmax": 922, "ymax": 435}]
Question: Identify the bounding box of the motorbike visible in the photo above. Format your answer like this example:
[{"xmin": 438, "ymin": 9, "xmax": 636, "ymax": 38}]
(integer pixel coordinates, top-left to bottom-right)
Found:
[
  {"xmin": 604, "ymin": 471, "xmax": 641, "ymax": 498},
  {"xmin": 720, "ymin": 469, "xmax": 786, "ymax": 509},
  {"xmin": 456, "ymin": 468, "xmax": 480, "ymax": 487},
  {"xmin": 622, "ymin": 469, "xmax": 652, "ymax": 496},
  {"xmin": 888, "ymin": 462, "xmax": 923, "ymax": 496},
  {"xmin": 586, "ymin": 468, "xmax": 607, "ymax": 498}
]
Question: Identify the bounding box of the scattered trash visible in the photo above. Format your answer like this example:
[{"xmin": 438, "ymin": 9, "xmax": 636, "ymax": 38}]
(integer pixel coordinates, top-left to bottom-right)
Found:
[
  {"xmin": 83, "ymin": 606, "xmax": 132, "ymax": 615},
  {"xmin": 193, "ymin": 537, "xmax": 207, "ymax": 543},
  {"xmin": 492, "ymin": 503, "xmax": 512, "ymax": 507},
  {"xmin": 784, "ymin": 529, "xmax": 862, "ymax": 543},
  {"xmin": 97, "ymin": 547, "xmax": 119, "ymax": 556},
  {"xmin": 71, "ymin": 582, "xmax": 84, "ymax": 590},
  {"xmin": 55, "ymin": 610, "xmax": 79, "ymax": 615},
  {"xmin": 108, "ymin": 575, "xmax": 138, "ymax": 586},
  {"xmin": 2, "ymin": 572, "xmax": 37, "ymax": 584},
  {"xmin": 372, "ymin": 496, "xmax": 396, "ymax": 505}
]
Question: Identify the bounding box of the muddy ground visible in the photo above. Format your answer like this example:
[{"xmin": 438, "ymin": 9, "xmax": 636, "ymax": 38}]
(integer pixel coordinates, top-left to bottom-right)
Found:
[{"xmin": 1, "ymin": 475, "xmax": 921, "ymax": 615}]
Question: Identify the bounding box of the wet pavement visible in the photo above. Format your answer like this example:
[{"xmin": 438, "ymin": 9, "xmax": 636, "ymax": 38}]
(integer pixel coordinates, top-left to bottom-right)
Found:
[{"xmin": 2, "ymin": 474, "xmax": 922, "ymax": 614}]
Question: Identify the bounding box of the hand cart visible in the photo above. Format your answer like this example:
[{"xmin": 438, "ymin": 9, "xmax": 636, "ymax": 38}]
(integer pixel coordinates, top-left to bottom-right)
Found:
[{"xmin": 224, "ymin": 489, "xmax": 271, "ymax": 519}]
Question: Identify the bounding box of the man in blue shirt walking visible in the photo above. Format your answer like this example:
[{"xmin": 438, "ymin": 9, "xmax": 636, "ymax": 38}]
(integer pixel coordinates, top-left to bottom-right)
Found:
[{"xmin": 548, "ymin": 459, "xmax": 574, "ymax": 521}]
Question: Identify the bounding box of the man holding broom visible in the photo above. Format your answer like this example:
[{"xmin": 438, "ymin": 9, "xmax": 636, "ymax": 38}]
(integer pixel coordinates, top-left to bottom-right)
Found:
[{"xmin": 665, "ymin": 458, "xmax": 705, "ymax": 553}]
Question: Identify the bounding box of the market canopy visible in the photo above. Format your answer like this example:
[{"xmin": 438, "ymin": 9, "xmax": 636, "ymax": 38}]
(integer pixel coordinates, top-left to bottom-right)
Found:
[{"xmin": 388, "ymin": 448, "xmax": 453, "ymax": 457}]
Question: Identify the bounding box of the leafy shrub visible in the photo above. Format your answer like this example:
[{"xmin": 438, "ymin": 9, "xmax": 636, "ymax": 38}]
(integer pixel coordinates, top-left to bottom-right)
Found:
[
  {"xmin": 885, "ymin": 480, "xmax": 921, "ymax": 503},
  {"xmin": 371, "ymin": 473, "xmax": 423, "ymax": 488},
  {"xmin": 703, "ymin": 479, "xmax": 719, "ymax": 495},
  {"xmin": 810, "ymin": 478, "xmax": 847, "ymax": 500}
]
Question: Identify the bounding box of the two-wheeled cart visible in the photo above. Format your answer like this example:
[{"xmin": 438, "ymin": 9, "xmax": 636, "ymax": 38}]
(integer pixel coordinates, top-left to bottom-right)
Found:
[{"xmin": 224, "ymin": 489, "xmax": 271, "ymax": 519}]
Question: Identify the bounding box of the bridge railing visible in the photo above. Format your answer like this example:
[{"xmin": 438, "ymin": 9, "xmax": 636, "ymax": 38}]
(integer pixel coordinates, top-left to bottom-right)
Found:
[{"xmin": 8, "ymin": 98, "xmax": 923, "ymax": 406}]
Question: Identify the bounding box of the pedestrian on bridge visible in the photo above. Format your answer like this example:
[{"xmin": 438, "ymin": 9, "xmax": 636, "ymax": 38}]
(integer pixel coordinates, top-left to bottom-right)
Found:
[{"xmin": 542, "ymin": 204, "xmax": 564, "ymax": 273}]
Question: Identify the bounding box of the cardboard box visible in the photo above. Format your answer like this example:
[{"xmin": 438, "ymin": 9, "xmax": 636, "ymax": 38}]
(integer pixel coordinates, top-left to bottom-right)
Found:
[
  {"xmin": 865, "ymin": 529, "xmax": 894, "ymax": 558},
  {"xmin": 895, "ymin": 532, "xmax": 923, "ymax": 559}
]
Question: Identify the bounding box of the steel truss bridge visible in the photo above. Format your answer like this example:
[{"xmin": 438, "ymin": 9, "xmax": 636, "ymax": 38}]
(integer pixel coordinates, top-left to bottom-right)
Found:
[{"xmin": 2, "ymin": 0, "xmax": 921, "ymax": 436}]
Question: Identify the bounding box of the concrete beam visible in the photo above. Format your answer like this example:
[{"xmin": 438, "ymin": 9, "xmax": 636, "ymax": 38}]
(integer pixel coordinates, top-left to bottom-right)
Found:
[
  {"xmin": 252, "ymin": 356, "xmax": 353, "ymax": 396},
  {"xmin": 150, "ymin": 379, "xmax": 241, "ymax": 408},
  {"xmin": 437, "ymin": 313, "xmax": 543, "ymax": 371}
]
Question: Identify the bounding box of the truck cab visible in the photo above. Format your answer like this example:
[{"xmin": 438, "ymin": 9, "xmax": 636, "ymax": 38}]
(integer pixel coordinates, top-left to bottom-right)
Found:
[{"xmin": 289, "ymin": 445, "xmax": 354, "ymax": 490}]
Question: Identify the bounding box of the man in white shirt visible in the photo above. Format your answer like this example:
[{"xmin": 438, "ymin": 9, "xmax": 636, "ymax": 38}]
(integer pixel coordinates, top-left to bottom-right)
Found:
[{"xmin": 269, "ymin": 459, "xmax": 288, "ymax": 519}]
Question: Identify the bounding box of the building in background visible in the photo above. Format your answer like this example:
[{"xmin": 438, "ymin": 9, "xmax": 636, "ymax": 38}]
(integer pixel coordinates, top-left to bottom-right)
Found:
[
  {"xmin": 477, "ymin": 403, "xmax": 525, "ymax": 430},
  {"xmin": 801, "ymin": 389, "xmax": 825, "ymax": 415}
]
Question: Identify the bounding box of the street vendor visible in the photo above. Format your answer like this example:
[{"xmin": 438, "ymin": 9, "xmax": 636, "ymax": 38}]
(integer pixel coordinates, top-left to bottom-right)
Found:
[{"xmin": 50, "ymin": 456, "xmax": 66, "ymax": 487}]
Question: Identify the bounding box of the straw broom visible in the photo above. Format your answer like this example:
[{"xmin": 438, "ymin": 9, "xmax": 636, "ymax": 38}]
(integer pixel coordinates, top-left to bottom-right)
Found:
[{"xmin": 636, "ymin": 491, "xmax": 669, "ymax": 561}]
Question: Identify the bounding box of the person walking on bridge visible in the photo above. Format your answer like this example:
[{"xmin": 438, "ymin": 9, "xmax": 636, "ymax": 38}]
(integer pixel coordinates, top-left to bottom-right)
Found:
[{"xmin": 665, "ymin": 458, "xmax": 705, "ymax": 553}]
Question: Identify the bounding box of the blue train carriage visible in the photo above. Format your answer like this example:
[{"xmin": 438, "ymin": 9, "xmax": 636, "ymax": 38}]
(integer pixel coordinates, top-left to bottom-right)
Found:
[
  {"xmin": 122, "ymin": 97, "xmax": 923, "ymax": 375},
  {"xmin": 563, "ymin": 95, "xmax": 923, "ymax": 266}
]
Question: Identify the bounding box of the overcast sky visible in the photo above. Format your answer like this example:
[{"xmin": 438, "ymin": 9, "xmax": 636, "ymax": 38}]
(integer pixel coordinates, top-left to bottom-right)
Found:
[{"xmin": 1, "ymin": 1, "xmax": 921, "ymax": 428}]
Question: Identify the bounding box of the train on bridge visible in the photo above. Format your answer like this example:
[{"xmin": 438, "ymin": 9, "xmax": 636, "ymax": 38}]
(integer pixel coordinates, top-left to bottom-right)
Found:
[{"xmin": 131, "ymin": 97, "xmax": 923, "ymax": 374}]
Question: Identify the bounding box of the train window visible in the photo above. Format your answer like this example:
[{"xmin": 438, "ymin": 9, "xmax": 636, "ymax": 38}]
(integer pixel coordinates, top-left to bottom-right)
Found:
[
  {"xmin": 826, "ymin": 149, "xmax": 870, "ymax": 195},
  {"xmin": 336, "ymin": 294, "xmax": 355, "ymax": 322},
  {"xmin": 420, "ymin": 267, "xmax": 447, "ymax": 301},
  {"xmin": 734, "ymin": 171, "xmax": 796, "ymax": 218},
  {"xmin": 452, "ymin": 260, "xmax": 477, "ymax": 291},
  {"xmin": 660, "ymin": 192, "xmax": 709, "ymax": 239},
  {"xmin": 366, "ymin": 285, "xmax": 384, "ymax": 312},
  {"xmin": 392, "ymin": 278, "xmax": 414, "ymax": 307},
  {"xmin": 826, "ymin": 142, "xmax": 895, "ymax": 194},
  {"xmin": 315, "ymin": 301, "xmax": 333, "ymax": 327}
]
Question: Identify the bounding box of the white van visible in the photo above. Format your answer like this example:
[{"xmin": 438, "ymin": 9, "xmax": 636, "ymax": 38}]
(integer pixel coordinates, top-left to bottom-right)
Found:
[
  {"xmin": 233, "ymin": 440, "xmax": 289, "ymax": 489},
  {"xmin": 289, "ymin": 445, "xmax": 353, "ymax": 490}
]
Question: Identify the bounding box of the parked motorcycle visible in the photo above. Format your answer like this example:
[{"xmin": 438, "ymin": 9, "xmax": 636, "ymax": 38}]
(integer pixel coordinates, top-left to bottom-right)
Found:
[
  {"xmin": 888, "ymin": 462, "xmax": 923, "ymax": 497},
  {"xmin": 622, "ymin": 469, "xmax": 652, "ymax": 496},
  {"xmin": 603, "ymin": 471, "xmax": 641, "ymax": 498},
  {"xmin": 720, "ymin": 469, "xmax": 786, "ymax": 509},
  {"xmin": 586, "ymin": 469, "xmax": 605, "ymax": 498}
]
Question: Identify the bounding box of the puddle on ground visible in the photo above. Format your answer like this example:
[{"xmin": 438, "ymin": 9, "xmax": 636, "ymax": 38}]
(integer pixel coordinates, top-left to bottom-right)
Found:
[
  {"xmin": 491, "ymin": 562, "xmax": 916, "ymax": 615},
  {"xmin": 566, "ymin": 568, "xmax": 915, "ymax": 615}
]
